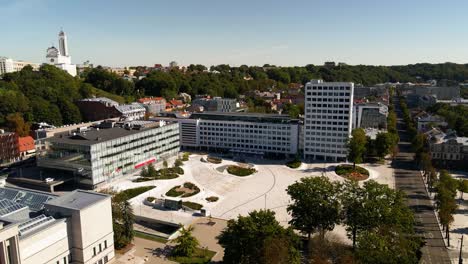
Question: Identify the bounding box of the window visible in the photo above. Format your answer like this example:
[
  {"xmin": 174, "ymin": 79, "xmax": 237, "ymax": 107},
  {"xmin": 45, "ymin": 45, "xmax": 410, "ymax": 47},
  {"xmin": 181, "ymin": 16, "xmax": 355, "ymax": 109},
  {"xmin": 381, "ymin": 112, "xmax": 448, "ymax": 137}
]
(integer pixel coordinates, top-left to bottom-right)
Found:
[
  {"xmin": 99, "ymin": 244, "xmax": 102, "ymax": 252},
  {"xmin": 104, "ymin": 256, "xmax": 109, "ymax": 263},
  {"xmin": 104, "ymin": 240, "xmax": 107, "ymax": 249},
  {"xmin": 93, "ymin": 247, "xmax": 97, "ymax": 256},
  {"xmin": 64, "ymin": 256, "xmax": 67, "ymax": 264}
]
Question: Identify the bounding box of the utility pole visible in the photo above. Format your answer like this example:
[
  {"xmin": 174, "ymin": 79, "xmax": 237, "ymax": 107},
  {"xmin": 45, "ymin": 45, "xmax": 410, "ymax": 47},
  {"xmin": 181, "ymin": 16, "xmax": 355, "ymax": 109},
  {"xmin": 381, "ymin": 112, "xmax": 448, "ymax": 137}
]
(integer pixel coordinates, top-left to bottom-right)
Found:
[{"xmin": 459, "ymin": 235, "xmax": 464, "ymax": 264}]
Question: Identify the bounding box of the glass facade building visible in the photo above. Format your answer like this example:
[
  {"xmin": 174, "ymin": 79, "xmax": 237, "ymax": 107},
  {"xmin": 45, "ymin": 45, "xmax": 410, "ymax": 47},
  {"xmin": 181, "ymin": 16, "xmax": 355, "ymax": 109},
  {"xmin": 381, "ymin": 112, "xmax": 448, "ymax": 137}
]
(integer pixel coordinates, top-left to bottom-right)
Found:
[{"xmin": 38, "ymin": 121, "xmax": 180, "ymax": 189}]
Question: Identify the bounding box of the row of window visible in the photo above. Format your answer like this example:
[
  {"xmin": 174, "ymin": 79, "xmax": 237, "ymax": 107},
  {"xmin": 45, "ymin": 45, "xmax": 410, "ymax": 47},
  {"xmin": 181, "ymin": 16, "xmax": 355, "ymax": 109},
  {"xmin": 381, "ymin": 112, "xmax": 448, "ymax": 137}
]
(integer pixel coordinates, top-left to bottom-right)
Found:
[
  {"xmin": 200, "ymin": 123, "xmax": 291, "ymax": 130},
  {"xmin": 304, "ymin": 148, "xmax": 346, "ymax": 154},
  {"xmin": 307, "ymin": 98, "xmax": 350, "ymax": 103},
  {"xmin": 304, "ymin": 137, "xmax": 347, "ymax": 143},
  {"xmin": 307, "ymin": 103, "xmax": 351, "ymax": 108},
  {"xmin": 93, "ymin": 240, "xmax": 108, "ymax": 257},
  {"xmin": 306, "ymin": 109, "xmax": 350, "ymax": 114},
  {"xmin": 304, "ymin": 132, "xmax": 348, "ymax": 137},
  {"xmin": 55, "ymin": 254, "xmax": 72, "ymax": 264},
  {"xmin": 199, "ymin": 132, "xmax": 290, "ymax": 140},
  {"xmin": 199, "ymin": 142, "xmax": 290, "ymax": 152},
  {"xmin": 200, "ymin": 137, "xmax": 291, "ymax": 145},
  {"xmin": 306, "ymin": 86, "xmax": 351, "ymax": 91},
  {"xmin": 200, "ymin": 128, "xmax": 291, "ymax": 135},
  {"xmin": 306, "ymin": 92, "xmax": 351, "ymax": 96},
  {"xmin": 305, "ymin": 126, "xmax": 349, "ymax": 131},
  {"xmin": 307, "ymin": 121, "xmax": 348, "ymax": 126}
]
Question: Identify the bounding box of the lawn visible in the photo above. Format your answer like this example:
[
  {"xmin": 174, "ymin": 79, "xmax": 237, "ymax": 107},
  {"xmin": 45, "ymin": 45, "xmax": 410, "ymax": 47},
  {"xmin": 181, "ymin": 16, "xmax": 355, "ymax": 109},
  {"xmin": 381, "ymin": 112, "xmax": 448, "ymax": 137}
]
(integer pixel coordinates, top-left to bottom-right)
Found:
[
  {"xmin": 335, "ymin": 164, "xmax": 369, "ymax": 181},
  {"xmin": 227, "ymin": 165, "xmax": 256, "ymax": 176},
  {"xmin": 169, "ymin": 248, "xmax": 216, "ymax": 264}
]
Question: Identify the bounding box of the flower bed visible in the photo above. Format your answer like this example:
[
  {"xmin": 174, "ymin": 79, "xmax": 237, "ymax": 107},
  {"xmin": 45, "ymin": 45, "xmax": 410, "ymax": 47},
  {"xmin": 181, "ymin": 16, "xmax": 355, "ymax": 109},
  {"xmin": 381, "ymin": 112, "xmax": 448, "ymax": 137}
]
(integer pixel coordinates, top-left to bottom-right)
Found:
[
  {"xmin": 335, "ymin": 164, "xmax": 369, "ymax": 181},
  {"xmin": 227, "ymin": 165, "xmax": 257, "ymax": 177}
]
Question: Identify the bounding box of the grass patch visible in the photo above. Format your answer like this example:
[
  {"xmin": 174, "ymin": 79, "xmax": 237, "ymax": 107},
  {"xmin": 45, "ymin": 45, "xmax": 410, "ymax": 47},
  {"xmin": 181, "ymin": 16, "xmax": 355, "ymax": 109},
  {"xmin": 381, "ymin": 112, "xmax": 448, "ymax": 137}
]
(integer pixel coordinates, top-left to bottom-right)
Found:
[
  {"xmin": 205, "ymin": 196, "xmax": 219, "ymax": 202},
  {"xmin": 166, "ymin": 186, "xmax": 184, "ymax": 197},
  {"xmin": 335, "ymin": 164, "xmax": 369, "ymax": 181},
  {"xmin": 134, "ymin": 231, "xmax": 168, "ymax": 244},
  {"xmin": 207, "ymin": 156, "xmax": 222, "ymax": 164},
  {"xmin": 116, "ymin": 186, "xmax": 155, "ymax": 200},
  {"xmin": 286, "ymin": 159, "xmax": 302, "ymax": 169},
  {"xmin": 182, "ymin": 201, "xmax": 203, "ymax": 210},
  {"xmin": 169, "ymin": 247, "xmax": 216, "ymax": 264},
  {"xmin": 227, "ymin": 165, "xmax": 257, "ymax": 177}
]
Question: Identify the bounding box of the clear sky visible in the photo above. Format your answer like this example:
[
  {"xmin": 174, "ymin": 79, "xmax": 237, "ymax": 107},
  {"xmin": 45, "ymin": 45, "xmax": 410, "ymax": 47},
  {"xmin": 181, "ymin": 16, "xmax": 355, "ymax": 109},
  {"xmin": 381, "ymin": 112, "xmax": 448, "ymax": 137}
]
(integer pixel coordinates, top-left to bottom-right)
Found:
[{"xmin": 2, "ymin": 0, "xmax": 468, "ymax": 67}]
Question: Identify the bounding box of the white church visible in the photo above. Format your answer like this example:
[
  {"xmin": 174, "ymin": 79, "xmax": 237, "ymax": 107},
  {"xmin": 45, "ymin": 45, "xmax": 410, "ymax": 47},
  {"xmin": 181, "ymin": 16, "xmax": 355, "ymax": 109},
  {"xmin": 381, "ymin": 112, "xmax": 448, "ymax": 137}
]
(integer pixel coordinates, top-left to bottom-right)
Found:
[{"xmin": 46, "ymin": 30, "xmax": 77, "ymax": 76}]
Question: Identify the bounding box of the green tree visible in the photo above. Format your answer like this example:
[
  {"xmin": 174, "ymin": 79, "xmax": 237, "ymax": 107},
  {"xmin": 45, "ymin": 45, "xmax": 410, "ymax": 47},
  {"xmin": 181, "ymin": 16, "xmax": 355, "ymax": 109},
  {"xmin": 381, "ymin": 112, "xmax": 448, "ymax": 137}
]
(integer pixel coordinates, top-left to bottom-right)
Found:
[
  {"xmin": 217, "ymin": 210, "xmax": 300, "ymax": 264},
  {"xmin": 287, "ymin": 177, "xmax": 341, "ymax": 241},
  {"xmin": 172, "ymin": 225, "xmax": 199, "ymax": 257},
  {"xmin": 174, "ymin": 159, "xmax": 183, "ymax": 168},
  {"xmin": 458, "ymin": 179, "xmax": 468, "ymax": 200},
  {"xmin": 348, "ymin": 128, "xmax": 367, "ymax": 167},
  {"xmin": 147, "ymin": 163, "xmax": 157, "ymax": 177},
  {"xmin": 375, "ymin": 133, "xmax": 393, "ymax": 159}
]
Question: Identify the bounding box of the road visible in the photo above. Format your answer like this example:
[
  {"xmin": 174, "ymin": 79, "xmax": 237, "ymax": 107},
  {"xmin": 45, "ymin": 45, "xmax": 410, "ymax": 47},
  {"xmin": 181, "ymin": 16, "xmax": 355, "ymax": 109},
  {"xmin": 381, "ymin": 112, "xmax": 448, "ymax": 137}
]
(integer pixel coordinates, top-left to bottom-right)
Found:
[{"xmin": 392, "ymin": 96, "xmax": 451, "ymax": 264}]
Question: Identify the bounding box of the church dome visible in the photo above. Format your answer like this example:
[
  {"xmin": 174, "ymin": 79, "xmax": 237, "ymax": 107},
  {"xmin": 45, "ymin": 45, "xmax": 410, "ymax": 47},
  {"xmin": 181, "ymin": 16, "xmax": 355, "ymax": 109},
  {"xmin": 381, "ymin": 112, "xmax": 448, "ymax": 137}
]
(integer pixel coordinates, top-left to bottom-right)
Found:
[{"xmin": 46, "ymin": 46, "xmax": 59, "ymax": 58}]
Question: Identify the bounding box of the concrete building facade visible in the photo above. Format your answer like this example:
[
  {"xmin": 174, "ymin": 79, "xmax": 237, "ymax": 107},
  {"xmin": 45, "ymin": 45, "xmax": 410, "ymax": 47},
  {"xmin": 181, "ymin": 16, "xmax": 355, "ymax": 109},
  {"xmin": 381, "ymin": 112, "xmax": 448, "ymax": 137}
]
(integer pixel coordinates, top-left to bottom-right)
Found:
[
  {"xmin": 303, "ymin": 80, "xmax": 353, "ymax": 161},
  {"xmin": 0, "ymin": 187, "xmax": 114, "ymax": 264},
  {"xmin": 0, "ymin": 57, "xmax": 40, "ymax": 75}
]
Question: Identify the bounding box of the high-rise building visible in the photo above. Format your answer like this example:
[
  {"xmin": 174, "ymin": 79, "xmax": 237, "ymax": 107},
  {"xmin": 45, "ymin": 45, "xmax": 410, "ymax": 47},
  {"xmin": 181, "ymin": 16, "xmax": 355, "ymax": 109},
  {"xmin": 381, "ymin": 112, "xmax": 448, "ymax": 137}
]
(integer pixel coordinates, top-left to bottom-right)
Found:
[
  {"xmin": 46, "ymin": 30, "xmax": 77, "ymax": 76},
  {"xmin": 303, "ymin": 80, "xmax": 354, "ymax": 161}
]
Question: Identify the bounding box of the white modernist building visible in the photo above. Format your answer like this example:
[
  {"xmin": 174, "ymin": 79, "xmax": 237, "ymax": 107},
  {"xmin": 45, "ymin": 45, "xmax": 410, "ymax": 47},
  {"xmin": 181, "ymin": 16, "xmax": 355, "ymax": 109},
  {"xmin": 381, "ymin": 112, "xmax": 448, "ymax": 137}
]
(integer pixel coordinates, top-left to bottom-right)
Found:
[
  {"xmin": 46, "ymin": 30, "xmax": 77, "ymax": 76},
  {"xmin": 0, "ymin": 187, "xmax": 114, "ymax": 264},
  {"xmin": 303, "ymin": 80, "xmax": 354, "ymax": 161},
  {"xmin": 154, "ymin": 112, "xmax": 300, "ymax": 157},
  {"xmin": 0, "ymin": 57, "xmax": 40, "ymax": 75}
]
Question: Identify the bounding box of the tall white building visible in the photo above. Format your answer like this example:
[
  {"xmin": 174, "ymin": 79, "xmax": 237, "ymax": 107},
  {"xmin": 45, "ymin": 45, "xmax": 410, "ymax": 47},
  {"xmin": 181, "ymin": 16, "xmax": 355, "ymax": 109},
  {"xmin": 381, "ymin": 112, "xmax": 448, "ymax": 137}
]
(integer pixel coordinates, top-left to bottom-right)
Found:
[
  {"xmin": 0, "ymin": 57, "xmax": 40, "ymax": 75},
  {"xmin": 46, "ymin": 30, "xmax": 77, "ymax": 76},
  {"xmin": 303, "ymin": 80, "xmax": 354, "ymax": 161}
]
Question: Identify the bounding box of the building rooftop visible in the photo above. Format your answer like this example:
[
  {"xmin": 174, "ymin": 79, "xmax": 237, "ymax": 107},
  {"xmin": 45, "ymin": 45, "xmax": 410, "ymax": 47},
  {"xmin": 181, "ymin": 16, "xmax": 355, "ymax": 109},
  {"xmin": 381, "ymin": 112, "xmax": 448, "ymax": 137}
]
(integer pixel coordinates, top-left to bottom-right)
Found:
[
  {"xmin": 79, "ymin": 97, "xmax": 119, "ymax": 107},
  {"xmin": 45, "ymin": 190, "xmax": 110, "ymax": 210},
  {"xmin": 190, "ymin": 111, "xmax": 298, "ymax": 124},
  {"xmin": 47, "ymin": 120, "xmax": 171, "ymax": 146}
]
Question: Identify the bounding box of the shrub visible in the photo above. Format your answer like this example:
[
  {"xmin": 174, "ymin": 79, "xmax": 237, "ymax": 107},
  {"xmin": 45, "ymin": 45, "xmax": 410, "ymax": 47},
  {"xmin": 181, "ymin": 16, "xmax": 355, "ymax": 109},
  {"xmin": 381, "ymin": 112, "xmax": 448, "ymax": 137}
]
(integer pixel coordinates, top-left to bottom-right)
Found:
[
  {"xmin": 205, "ymin": 196, "xmax": 219, "ymax": 202},
  {"xmin": 182, "ymin": 152, "xmax": 190, "ymax": 161},
  {"xmin": 146, "ymin": 196, "xmax": 156, "ymax": 202},
  {"xmin": 227, "ymin": 165, "xmax": 257, "ymax": 177},
  {"xmin": 174, "ymin": 159, "xmax": 183, "ymax": 168},
  {"xmin": 286, "ymin": 159, "xmax": 302, "ymax": 169},
  {"xmin": 182, "ymin": 201, "xmax": 203, "ymax": 210},
  {"xmin": 132, "ymin": 177, "xmax": 154, "ymax": 182}
]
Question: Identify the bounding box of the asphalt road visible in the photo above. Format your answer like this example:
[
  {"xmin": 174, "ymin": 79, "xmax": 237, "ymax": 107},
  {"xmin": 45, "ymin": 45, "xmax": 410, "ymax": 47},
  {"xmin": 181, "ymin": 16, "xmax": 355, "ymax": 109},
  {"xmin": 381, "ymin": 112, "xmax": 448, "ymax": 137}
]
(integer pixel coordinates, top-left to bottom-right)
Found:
[{"xmin": 392, "ymin": 97, "xmax": 451, "ymax": 264}]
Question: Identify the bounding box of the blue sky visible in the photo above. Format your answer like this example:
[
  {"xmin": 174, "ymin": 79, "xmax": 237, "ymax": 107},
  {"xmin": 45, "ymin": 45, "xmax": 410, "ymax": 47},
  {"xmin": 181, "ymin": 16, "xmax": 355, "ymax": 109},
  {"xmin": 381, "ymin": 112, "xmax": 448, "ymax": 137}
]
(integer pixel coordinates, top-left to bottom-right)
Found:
[{"xmin": 2, "ymin": 0, "xmax": 468, "ymax": 67}]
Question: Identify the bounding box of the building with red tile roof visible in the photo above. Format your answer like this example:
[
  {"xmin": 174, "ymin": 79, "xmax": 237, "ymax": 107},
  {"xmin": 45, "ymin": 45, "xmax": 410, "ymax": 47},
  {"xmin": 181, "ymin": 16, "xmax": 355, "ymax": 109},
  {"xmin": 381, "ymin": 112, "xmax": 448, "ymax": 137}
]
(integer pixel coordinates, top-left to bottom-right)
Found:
[{"xmin": 17, "ymin": 136, "xmax": 35, "ymax": 158}]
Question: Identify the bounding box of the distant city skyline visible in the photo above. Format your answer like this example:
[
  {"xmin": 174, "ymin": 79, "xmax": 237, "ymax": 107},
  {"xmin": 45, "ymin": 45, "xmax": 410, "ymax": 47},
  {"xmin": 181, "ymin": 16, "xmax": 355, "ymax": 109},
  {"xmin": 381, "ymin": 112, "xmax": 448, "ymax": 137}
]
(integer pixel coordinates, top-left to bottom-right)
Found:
[{"xmin": 2, "ymin": 0, "xmax": 468, "ymax": 67}]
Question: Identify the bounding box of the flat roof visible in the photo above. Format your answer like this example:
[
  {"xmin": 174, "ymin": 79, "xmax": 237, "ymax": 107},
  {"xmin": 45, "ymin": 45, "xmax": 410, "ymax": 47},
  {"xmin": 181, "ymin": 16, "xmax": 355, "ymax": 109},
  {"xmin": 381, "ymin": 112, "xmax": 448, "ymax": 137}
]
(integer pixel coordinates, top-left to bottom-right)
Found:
[
  {"xmin": 45, "ymin": 190, "xmax": 110, "ymax": 210},
  {"xmin": 47, "ymin": 121, "xmax": 174, "ymax": 146},
  {"xmin": 190, "ymin": 111, "xmax": 299, "ymax": 124}
]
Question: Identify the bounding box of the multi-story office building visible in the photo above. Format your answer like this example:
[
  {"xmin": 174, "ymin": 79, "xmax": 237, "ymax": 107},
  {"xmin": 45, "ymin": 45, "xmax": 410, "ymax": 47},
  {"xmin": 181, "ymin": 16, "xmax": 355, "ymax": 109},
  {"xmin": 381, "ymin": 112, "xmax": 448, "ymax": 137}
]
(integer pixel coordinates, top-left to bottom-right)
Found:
[
  {"xmin": 0, "ymin": 57, "xmax": 40, "ymax": 75},
  {"xmin": 37, "ymin": 120, "xmax": 180, "ymax": 189},
  {"xmin": 0, "ymin": 187, "xmax": 114, "ymax": 264},
  {"xmin": 155, "ymin": 112, "xmax": 300, "ymax": 157},
  {"xmin": 0, "ymin": 130, "xmax": 19, "ymax": 164},
  {"xmin": 303, "ymin": 80, "xmax": 354, "ymax": 161}
]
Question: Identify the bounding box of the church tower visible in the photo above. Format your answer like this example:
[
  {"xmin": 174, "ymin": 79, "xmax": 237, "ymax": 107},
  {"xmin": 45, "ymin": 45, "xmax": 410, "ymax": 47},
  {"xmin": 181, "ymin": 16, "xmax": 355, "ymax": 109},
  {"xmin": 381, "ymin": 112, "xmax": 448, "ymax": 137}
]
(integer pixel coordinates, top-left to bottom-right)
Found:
[{"xmin": 58, "ymin": 30, "xmax": 69, "ymax": 56}]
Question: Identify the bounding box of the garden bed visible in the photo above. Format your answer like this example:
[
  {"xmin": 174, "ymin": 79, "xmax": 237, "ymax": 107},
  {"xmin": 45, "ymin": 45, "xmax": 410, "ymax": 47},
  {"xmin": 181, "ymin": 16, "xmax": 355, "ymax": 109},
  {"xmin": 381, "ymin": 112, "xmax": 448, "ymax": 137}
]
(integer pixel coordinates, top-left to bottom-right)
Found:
[
  {"xmin": 335, "ymin": 164, "xmax": 369, "ymax": 181},
  {"xmin": 116, "ymin": 186, "xmax": 155, "ymax": 200},
  {"xmin": 227, "ymin": 165, "xmax": 257, "ymax": 176},
  {"xmin": 205, "ymin": 196, "xmax": 219, "ymax": 202},
  {"xmin": 166, "ymin": 182, "xmax": 200, "ymax": 197},
  {"xmin": 207, "ymin": 156, "xmax": 222, "ymax": 164}
]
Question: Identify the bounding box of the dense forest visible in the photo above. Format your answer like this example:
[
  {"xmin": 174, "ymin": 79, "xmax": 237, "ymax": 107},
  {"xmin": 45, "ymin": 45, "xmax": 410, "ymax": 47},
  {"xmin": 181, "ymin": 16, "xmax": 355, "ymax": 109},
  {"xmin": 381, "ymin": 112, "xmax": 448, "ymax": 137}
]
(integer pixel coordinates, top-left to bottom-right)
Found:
[{"xmin": 1, "ymin": 62, "xmax": 468, "ymax": 130}]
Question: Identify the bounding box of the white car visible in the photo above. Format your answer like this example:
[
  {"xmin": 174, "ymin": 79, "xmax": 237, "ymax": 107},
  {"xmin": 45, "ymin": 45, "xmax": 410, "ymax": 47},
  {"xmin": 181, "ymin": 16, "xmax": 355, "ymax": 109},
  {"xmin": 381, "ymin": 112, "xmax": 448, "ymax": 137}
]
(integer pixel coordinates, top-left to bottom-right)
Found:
[{"xmin": 44, "ymin": 178, "xmax": 54, "ymax": 183}]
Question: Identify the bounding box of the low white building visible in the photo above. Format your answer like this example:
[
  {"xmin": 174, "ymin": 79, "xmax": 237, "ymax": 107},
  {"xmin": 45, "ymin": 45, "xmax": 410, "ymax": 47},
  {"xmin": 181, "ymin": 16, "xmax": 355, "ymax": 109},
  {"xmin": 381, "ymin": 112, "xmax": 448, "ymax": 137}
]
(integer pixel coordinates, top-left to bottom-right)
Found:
[
  {"xmin": 352, "ymin": 102, "xmax": 388, "ymax": 129},
  {"xmin": 0, "ymin": 187, "xmax": 114, "ymax": 264},
  {"xmin": 416, "ymin": 114, "xmax": 447, "ymax": 131},
  {"xmin": 0, "ymin": 57, "xmax": 40, "ymax": 75}
]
